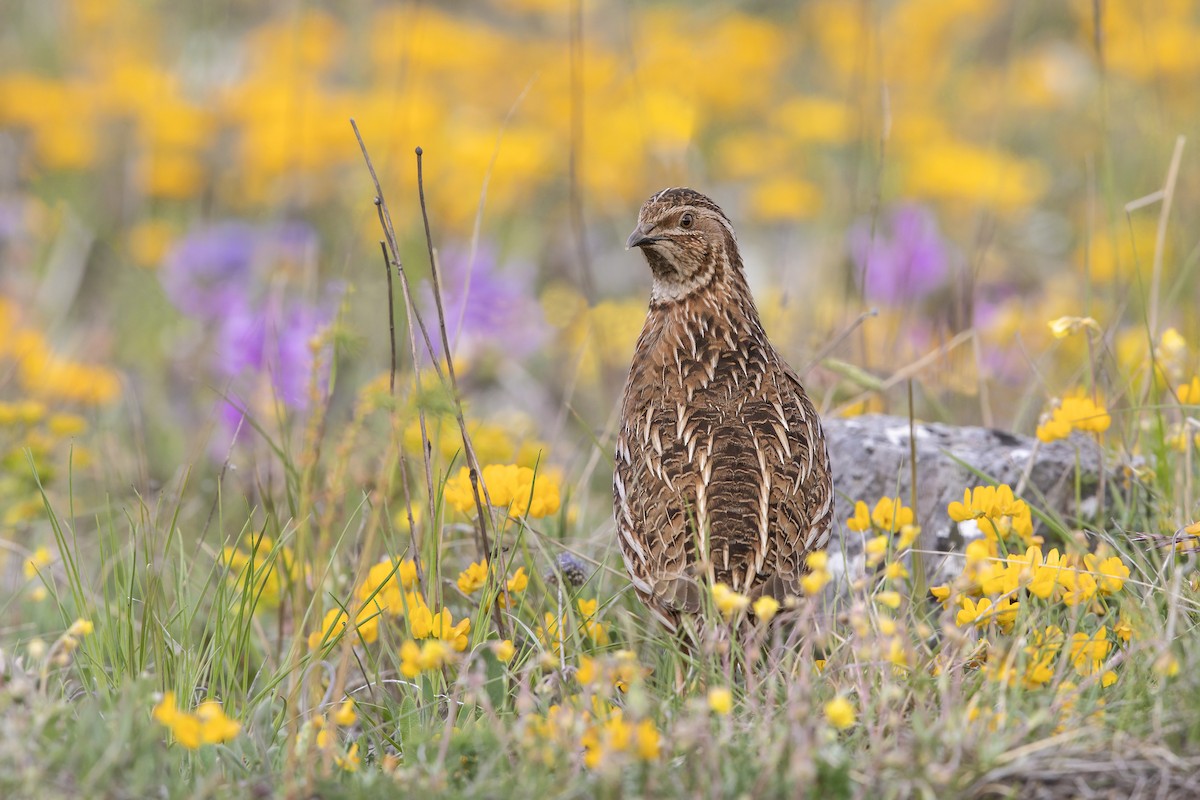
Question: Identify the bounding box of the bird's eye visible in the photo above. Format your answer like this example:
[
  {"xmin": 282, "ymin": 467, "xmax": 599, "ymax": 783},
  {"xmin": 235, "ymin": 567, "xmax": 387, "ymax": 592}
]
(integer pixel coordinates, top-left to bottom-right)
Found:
[{"xmin": 680, "ymin": 213, "xmax": 694, "ymax": 229}]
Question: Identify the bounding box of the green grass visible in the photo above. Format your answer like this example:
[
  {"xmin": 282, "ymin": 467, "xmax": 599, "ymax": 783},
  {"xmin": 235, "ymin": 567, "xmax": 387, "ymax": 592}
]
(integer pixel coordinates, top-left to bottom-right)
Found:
[{"xmin": 3, "ymin": 343, "xmax": 1200, "ymax": 800}]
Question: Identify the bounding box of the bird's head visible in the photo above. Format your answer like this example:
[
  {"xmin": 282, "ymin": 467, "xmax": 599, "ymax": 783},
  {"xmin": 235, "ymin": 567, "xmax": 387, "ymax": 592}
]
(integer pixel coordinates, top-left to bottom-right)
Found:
[{"xmin": 626, "ymin": 188, "xmax": 738, "ymax": 304}]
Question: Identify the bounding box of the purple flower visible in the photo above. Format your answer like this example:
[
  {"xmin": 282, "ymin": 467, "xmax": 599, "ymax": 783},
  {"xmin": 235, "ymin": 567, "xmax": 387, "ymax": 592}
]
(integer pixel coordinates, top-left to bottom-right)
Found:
[
  {"xmin": 160, "ymin": 219, "xmax": 339, "ymax": 457},
  {"xmin": 161, "ymin": 220, "xmax": 320, "ymax": 320},
  {"xmin": 0, "ymin": 197, "xmax": 27, "ymax": 243},
  {"xmin": 215, "ymin": 289, "xmax": 340, "ymax": 409},
  {"xmin": 847, "ymin": 204, "xmax": 952, "ymax": 304},
  {"xmin": 162, "ymin": 222, "xmax": 259, "ymax": 319},
  {"xmin": 420, "ymin": 244, "xmax": 547, "ymax": 362}
]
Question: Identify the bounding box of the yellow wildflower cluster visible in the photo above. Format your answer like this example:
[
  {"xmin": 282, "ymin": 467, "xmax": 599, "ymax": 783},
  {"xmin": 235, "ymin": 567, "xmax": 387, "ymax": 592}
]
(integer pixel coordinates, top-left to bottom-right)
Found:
[
  {"xmin": 305, "ymin": 701, "xmax": 361, "ymax": 772},
  {"xmin": 932, "ymin": 480, "xmax": 1135, "ymax": 692},
  {"xmin": 948, "ymin": 484, "xmax": 1039, "ymax": 548},
  {"xmin": 936, "ymin": 544, "xmax": 1128, "ymax": 619},
  {"xmin": 153, "ymin": 692, "xmax": 240, "ymax": 749},
  {"xmin": 400, "ymin": 639, "xmax": 454, "ymax": 678},
  {"xmin": 410, "ymin": 606, "xmax": 471, "ymax": 651},
  {"xmin": 221, "ymin": 536, "xmax": 307, "ymax": 609},
  {"xmin": 524, "ymin": 696, "xmax": 660, "ymax": 771},
  {"xmin": 987, "ymin": 625, "xmax": 1118, "ymax": 691},
  {"xmin": 444, "ymin": 464, "xmax": 562, "ymax": 518},
  {"xmin": 307, "ymin": 557, "xmax": 430, "ymax": 651},
  {"xmin": 847, "ymin": 496, "xmax": 915, "ymax": 534},
  {"xmin": 455, "ymin": 558, "xmax": 528, "ymax": 607},
  {"xmin": 539, "ymin": 597, "xmax": 610, "ymax": 653},
  {"xmin": 1036, "ymin": 394, "xmax": 1112, "ymax": 443},
  {"xmin": 577, "ymin": 651, "xmax": 648, "ymax": 695},
  {"xmin": 802, "ymin": 551, "xmax": 832, "ymax": 596},
  {"xmin": 0, "ymin": 301, "xmax": 121, "ymax": 406},
  {"xmin": 403, "ymin": 416, "xmax": 549, "ymax": 472}
]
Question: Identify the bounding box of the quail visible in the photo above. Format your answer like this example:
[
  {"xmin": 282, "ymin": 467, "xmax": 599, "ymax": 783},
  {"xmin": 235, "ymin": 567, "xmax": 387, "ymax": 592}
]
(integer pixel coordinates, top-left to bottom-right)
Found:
[{"xmin": 614, "ymin": 188, "xmax": 834, "ymax": 630}]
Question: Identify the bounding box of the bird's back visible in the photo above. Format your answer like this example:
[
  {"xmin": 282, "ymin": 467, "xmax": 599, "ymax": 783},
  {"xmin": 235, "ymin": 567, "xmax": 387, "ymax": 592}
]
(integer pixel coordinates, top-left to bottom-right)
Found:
[{"xmin": 614, "ymin": 282, "xmax": 833, "ymax": 628}]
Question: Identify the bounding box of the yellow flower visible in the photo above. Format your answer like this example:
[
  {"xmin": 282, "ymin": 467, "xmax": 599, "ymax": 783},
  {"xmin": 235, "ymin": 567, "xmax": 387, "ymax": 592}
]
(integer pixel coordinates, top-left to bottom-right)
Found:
[
  {"xmin": 1060, "ymin": 564, "xmax": 1098, "ymax": 607},
  {"xmin": 400, "ymin": 639, "xmax": 453, "ymax": 677},
  {"xmin": 948, "ymin": 485, "xmax": 1039, "ymax": 547},
  {"xmin": 457, "ymin": 559, "xmax": 489, "ymax": 594},
  {"xmin": 336, "ymin": 742, "xmax": 361, "ymax": 772},
  {"xmin": 23, "ymin": 545, "xmax": 52, "ymax": 579},
  {"xmin": 195, "ymin": 701, "xmax": 241, "ymax": 745},
  {"xmin": 846, "ymin": 500, "xmax": 871, "ymax": 532},
  {"xmin": 1091, "ymin": 554, "xmax": 1129, "ymax": 594},
  {"xmin": 444, "ymin": 464, "xmax": 562, "ymax": 518},
  {"xmin": 357, "ymin": 558, "xmax": 419, "ymax": 615},
  {"xmin": 67, "ymin": 618, "xmax": 94, "ymax": 637},
  {"xmin": 883, "ymin": 561, "xmax": 909, "ymax": 581},
  {"xmin": 581, "ymin": 711, "xmax": 633, "ymax": 770},
  {"xmin": 956, "ymin": 596, "xmax": 1017, "ymax": 631},
  {"xmin": 1037, "ymin": 394, "xmax": 1111, "ymax": 443},
  {"xmin": 307, "ymin": 601, "xmax": 384, "ymax": 651},
  {"xmin": 506, "ymin": 566, "xmax": 529, "ymax": 594},
  {"xmin": 154, "ymin": 693, "xmax": 202, "ymax": 749},
  {"xmin": 801, "ymin": 568, "xmax": 830, "ymax": 596},
  {"xmin": 711, "ymin": 583, "xmax": 750, "ymax": 620},
  {"xmin": 1177, "ymin": 376, "xmax": 1200, "ymax": 405},
  {"xmin": 1048, "ymin": 316, "xmax": 1099, "ymax": 339},
  {"xmin": 875, "ymin": 591, "xmax": 901, "ymax": 610},
  {"xmin": 864, "ymin": 535, "xmax": 889, "ymax": 565},
  {"xmin": 410, "ymin": 606, "xmax": 471, "ymax": 651},
  {"xmin": 332, "ymin": 699, "xmax": 357, "ymax": 727},
  {"xmin": 824, "ymin": 696, "xmax": 856, "ymax": 730},
  {"xmin": 492, "ymin": 639, "xmax": 516, "ymax": 662},
  {"xmin": 871, "ymin": 497, "xmax": 914, "ymax": 532},
  {"xmin": 1069, "ymin": 627, "xmax": 1110, "ymax": 677},
  {"xmin": 634, "ymin": 719, "xmax": 661, "ymax": 761},
  {"xmin": 896, "ymin": 524, "xmax": 921, "ymax": 550},
  {"xmin": 1155, "ymin": 652, "xmax": 1180, "ymax": 678},
  {"xmin": 1014, "ymin": 546, "xmax": 1062, "ymax": 600},
  {"xmin": 707, "ymin": 687, "xmax": 733, "ymax": 715},
  {"xmin": 443, "ymin": 468, "xmax": 479, "ymax": 514},
  {"xmin": 47, "ymin": 413, "xmax": 87, "ymax": 437},
  {"xmin": 806, "ymin": 551, "xmax": 828, "ymax": 571},
  {"xmin": 509, "ymin": 466, "xmax": 562, "ymax": 518},
  {"xmin": 577, "ymin": 597, "xmax": 599, "ymax": 618},
  {"xmin": 752, "ymin": 595, "xmax": 780, "ymax": 622},
  {"xmin": 153, "ymin": 692, "xmax": 239, "ymax": 749}
]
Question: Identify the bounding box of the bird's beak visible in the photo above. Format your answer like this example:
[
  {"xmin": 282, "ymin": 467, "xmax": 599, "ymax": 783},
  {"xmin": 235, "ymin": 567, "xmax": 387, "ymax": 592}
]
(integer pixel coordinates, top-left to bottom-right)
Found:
[{"xmin": 626, "ymin": 222, "xmax": 660, "ymax": 250}]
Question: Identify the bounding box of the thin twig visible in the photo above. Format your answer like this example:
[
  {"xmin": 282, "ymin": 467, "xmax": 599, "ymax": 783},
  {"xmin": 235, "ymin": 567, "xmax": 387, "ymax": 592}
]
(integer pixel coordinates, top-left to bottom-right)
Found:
[
  {"xmin": 350, "ymin": 119, "xmax": 439, "ymax": 604},
  {"xmin": 380, "ymin": 241, "xmax": 398, "ymax": 395},
  {"xmin": 414, "ymin": 146, "xmax": 509, "ymax": 640}
]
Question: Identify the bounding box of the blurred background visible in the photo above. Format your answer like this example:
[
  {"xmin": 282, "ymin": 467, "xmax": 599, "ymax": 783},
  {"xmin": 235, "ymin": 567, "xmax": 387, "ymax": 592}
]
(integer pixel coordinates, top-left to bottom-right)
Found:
[{"xmin": 1, "ymin": 0, "xmax": 1198, "ymax": 517}]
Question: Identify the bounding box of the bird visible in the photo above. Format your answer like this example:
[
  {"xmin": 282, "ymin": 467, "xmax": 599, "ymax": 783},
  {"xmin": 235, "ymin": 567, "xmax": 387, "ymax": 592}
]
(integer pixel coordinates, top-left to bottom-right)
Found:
[{"xmin": 614, "ymin": 187, "xmax": 834, "ymax": 631}]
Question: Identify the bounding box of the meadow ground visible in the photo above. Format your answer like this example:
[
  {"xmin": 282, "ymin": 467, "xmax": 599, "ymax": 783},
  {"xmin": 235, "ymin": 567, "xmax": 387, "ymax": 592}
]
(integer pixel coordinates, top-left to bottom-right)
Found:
[{"xmin": 3, "ymin": 1, "xmax": 1200, "ymax": 798}]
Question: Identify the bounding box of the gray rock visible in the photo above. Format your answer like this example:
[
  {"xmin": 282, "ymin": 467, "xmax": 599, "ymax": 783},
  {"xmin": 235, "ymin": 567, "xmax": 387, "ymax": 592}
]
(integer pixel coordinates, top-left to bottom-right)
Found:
[{"xmin": 823, "ymin": 414, "xmax": 1120, "ymax": 587}]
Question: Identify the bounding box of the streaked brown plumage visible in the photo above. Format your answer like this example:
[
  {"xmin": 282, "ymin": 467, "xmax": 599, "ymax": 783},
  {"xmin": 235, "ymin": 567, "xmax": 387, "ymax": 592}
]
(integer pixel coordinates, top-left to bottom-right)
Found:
[{"xmin": 614, "ymin": 187, "xmax": 834, "ymax": 630}]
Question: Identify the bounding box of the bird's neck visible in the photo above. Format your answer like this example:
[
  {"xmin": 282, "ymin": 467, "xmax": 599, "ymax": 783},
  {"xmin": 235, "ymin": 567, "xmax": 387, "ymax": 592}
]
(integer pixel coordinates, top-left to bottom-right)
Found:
[
  {"xmin": 648, "ymin": 245, "xmax": 754, "ymax": 311},
  {"xmin": 644, "ymin": 253, "xmax": 766, "ymax": 353}
]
